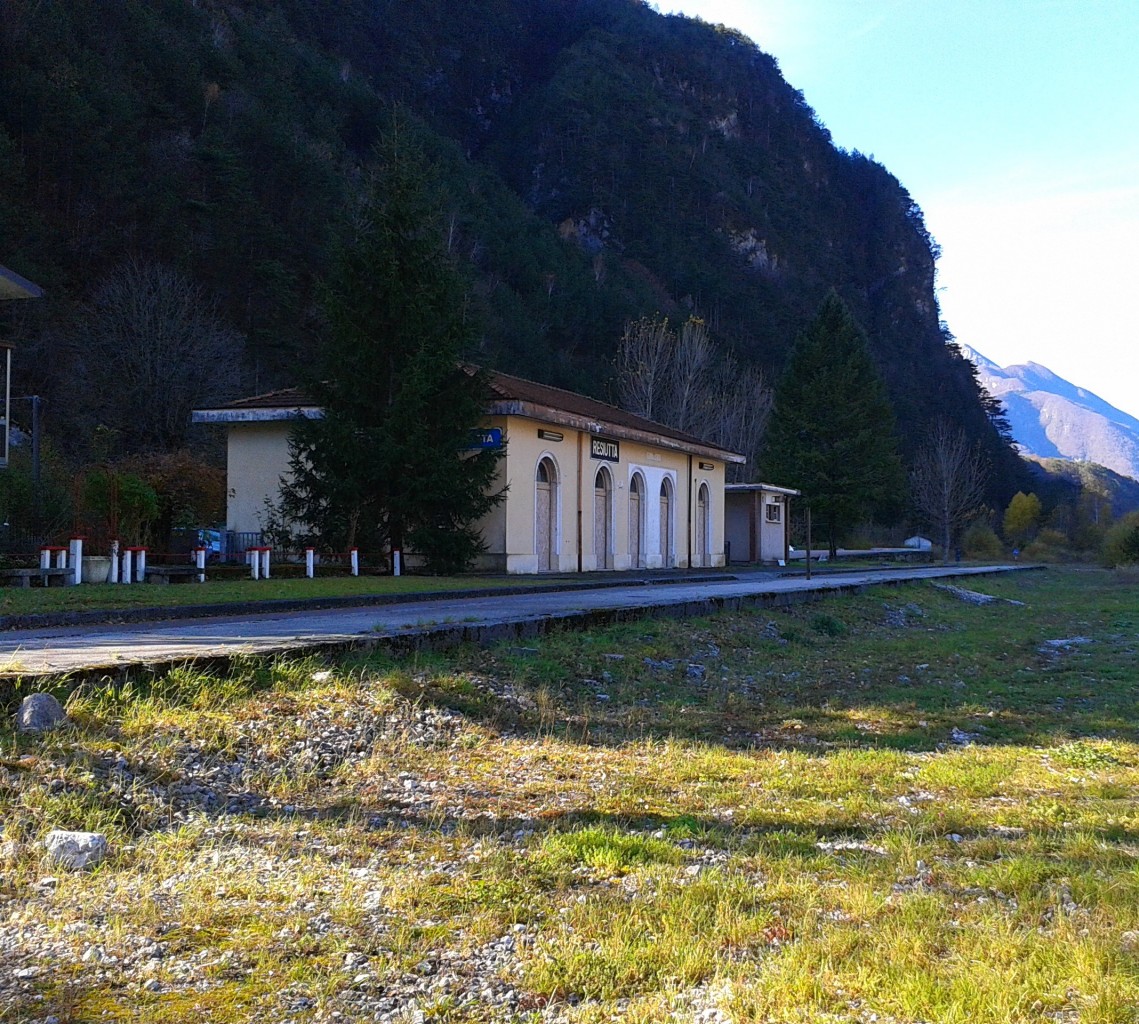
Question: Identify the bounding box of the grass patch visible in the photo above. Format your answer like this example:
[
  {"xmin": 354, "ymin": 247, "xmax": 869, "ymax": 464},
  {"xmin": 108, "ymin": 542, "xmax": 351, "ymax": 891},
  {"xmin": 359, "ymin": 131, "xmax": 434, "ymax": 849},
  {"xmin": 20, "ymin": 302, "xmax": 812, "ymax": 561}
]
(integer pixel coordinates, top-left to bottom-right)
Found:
[
  {"xmin": 4, "ymin": 567, "xmax": 1139, "ymax": 1021},
  {"xmin": 0, "ymin": 573, "xmax": 551, "ymax": 619}
]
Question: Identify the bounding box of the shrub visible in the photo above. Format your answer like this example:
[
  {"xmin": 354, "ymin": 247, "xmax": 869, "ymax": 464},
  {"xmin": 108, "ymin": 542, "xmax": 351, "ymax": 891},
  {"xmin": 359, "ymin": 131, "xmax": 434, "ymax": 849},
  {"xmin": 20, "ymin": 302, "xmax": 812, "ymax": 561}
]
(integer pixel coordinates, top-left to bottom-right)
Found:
[
  {"xmin": 962, "ymin": 520, "xmax": 1003, "ymax": 560},
  {"xmin": 1102, "ymin": 512, "xmax": 1139, "ymax": 567},
  {"xmin": 1023, "ymin": 528, "xmax": 1071, "ymax": 563}
]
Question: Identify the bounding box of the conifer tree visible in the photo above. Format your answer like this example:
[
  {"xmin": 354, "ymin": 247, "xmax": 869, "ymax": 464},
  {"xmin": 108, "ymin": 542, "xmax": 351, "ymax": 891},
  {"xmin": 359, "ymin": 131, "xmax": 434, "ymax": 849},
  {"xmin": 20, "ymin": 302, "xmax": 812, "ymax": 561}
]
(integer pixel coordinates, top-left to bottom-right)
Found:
[
  {"xmin": 282, "ymin": 117, "xmax": 504, "ymax": 573},
  {"xmin": 761, "ymin": 291, "xmax": 905, "ymax": 556}
]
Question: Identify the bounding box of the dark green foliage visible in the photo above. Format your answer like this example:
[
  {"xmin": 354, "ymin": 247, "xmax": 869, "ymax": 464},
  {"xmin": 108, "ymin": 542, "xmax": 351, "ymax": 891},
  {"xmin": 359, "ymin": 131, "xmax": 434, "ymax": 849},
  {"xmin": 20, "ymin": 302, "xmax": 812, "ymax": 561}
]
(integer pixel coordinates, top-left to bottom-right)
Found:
[
  {"xmin": 1102, "ymin": 512, "xmax": 1139, "ymax": 568},
  {"xmin": 761, "ymin": 292, "xmax": 905, "ymax": 555},
  {"xmin": 0, "ymin": 0, "xmax": 1027, "ymax": 506},
  {"xmin": 280, "ymin": 121, "xmax": 504, "ymax": 573}
]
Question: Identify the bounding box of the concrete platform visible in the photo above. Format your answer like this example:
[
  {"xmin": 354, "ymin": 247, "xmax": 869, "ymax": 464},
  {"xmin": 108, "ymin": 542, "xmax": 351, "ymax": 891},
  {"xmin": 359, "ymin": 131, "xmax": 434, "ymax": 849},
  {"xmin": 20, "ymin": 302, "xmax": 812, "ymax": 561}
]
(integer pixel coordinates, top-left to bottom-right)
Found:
[{"xmin": 0, "ymin": 564, "xmax": 1031, "ymax": 681}]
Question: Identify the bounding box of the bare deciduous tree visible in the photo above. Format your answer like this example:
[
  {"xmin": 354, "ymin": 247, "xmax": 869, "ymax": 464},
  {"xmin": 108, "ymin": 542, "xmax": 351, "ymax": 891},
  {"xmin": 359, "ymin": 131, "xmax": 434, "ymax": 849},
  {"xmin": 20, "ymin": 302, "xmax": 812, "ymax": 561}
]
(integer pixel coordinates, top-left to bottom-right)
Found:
[
  {"xmin": 68, "ymin": 259, "xmax": 244, "ymax": 454},
  {"xmin": 615, "ymin": 316, "xmax": 672, "ymax": 421},
  {"xmin": 615, "ymin": 315, "xmax": 771, "ymax": 480},
  {"xmin": 668, "ymin": 316, "xmax": 713, "ymax": 433},
  {"xmin": 705, "ymin": 355, "xmax": 772, "ymax": 482},
  {"xmin": 910, "ymin": 418, "xmax": 990, "ymax": 561}
]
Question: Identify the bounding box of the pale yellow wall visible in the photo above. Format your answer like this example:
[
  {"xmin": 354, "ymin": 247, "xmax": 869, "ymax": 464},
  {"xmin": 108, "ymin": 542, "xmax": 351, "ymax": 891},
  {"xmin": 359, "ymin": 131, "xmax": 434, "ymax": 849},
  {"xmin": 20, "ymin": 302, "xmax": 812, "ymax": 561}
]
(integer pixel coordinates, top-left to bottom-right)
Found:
[
  {"xmin": 226, "ymin": 422, "xmax": 293, "ymax": 534},
  {"xmin": 224, "ymin": 412, "xmax": 732, "ymax": 572},
  {"xmin": 495, "ymin": 414, "xmax": 729, "ymax": 572}
]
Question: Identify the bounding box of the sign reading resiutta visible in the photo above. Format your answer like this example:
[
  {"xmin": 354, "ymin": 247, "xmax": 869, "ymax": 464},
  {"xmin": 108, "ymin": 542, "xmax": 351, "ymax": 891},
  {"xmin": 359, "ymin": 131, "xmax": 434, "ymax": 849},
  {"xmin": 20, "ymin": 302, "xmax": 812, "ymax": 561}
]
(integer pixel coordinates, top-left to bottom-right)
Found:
[{"xmin": 590, "ymin": 435, "xmax": 619, "ymax": 462}]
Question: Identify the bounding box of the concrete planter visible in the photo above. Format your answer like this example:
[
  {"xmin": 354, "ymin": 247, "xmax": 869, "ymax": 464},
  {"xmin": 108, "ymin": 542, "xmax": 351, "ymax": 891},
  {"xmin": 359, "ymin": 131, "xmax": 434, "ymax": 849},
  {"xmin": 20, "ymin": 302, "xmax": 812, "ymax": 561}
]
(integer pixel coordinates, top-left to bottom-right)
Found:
[{"xmin": 80, "ymin": 555, "xmax": 112, "ymax": 585}]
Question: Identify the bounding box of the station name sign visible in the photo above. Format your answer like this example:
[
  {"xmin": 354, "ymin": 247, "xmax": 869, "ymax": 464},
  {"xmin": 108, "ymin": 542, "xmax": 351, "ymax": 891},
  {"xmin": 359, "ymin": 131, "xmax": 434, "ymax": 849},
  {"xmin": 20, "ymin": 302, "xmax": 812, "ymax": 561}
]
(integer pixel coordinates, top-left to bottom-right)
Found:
[
  {"xmin": 465, "ymin": 427, "xmax": 503, "ymax": 450},
  {"xmin": 590, "ymin": 435, "xmax": 620, "ymax": 462}
]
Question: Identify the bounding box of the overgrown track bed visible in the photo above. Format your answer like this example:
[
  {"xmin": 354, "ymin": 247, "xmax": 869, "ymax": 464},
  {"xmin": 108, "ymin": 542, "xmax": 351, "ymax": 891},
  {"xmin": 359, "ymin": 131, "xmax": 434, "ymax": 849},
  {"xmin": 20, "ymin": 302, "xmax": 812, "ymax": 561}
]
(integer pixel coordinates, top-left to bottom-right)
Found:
[{"xmin": 3, "ymin": 567, "xmax": 1138, "ymax": 1023}]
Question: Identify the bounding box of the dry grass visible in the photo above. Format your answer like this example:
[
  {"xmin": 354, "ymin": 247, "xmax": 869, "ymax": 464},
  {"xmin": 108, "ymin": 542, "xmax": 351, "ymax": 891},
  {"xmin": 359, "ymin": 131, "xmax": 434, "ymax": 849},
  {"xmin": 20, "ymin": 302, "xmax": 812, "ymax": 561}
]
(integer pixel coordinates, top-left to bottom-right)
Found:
[{"xmin": 2, "ymin": 567, "xmax": 1138, "ymax": 1022}]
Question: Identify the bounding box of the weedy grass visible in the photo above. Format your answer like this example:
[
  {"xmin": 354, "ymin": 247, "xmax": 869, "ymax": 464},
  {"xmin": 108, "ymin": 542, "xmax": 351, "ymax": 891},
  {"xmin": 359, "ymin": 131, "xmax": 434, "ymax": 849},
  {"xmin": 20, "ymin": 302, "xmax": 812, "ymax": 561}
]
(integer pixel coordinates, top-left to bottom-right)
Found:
[
  {"xmin": 3, "ymin": 566, "xmax": 1139, "ymax": 1021},
  {"xmin": 0, "ymin": 572, "xmax": 550, "ymax": 618}
]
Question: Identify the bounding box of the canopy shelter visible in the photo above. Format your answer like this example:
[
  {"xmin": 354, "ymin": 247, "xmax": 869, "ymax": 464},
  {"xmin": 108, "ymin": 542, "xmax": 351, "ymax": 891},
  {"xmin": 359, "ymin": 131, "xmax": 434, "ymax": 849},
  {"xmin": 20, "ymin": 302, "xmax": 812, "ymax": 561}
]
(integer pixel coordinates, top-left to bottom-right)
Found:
[
  {"xmin": 0, "ymin": 263, "xmax": 43, "ymax": 468},
  {"xmin": 0, "ymin": 264, "xmax": 43, "ymax": 302}
]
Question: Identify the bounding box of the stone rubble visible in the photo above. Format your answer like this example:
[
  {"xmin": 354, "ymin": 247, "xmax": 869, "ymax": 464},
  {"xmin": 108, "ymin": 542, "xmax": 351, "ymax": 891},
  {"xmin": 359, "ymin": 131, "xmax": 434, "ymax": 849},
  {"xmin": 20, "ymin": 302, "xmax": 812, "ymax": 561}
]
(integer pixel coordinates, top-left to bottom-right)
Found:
[
  {"xmin": 16, "ymin": 693, "xmax": 67, "ymax": 733},
  {"xmin": 42, "ymin": 830, "xmax": 109, "ymax": 871}
]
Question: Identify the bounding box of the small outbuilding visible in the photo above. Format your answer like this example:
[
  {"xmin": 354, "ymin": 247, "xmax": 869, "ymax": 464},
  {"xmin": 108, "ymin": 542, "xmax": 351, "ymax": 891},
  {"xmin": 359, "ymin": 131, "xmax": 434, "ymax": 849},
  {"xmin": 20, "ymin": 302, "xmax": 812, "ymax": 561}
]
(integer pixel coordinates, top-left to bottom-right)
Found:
[
  {"xmin": 192, "ymin": 369, "xmax": 745, "ymax": 573},
  {"xmin": 724, "ymin": 483, "xmax": 801, "ymax": 565}
]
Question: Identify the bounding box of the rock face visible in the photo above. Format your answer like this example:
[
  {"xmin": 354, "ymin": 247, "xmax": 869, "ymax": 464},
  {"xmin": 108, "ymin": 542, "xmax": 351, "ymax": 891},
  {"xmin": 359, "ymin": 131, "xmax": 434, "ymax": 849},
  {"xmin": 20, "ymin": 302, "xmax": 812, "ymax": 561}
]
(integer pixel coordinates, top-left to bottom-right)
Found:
[
  {"xmin": 16, "ymin": 693, "xmax": 67, "ymax": 733},
  {"xmin": 43, "ymin": 830, "xmax": 109, "ymax": 871}
]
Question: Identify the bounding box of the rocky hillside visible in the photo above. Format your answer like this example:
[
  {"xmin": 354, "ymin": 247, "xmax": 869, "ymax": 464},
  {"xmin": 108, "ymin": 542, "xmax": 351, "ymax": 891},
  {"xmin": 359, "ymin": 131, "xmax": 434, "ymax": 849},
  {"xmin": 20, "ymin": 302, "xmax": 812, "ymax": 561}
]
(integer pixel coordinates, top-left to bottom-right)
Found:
[
  {"xmin": 964, "ymin": 347, "xmax": 1139, "ymax": 482},
  {"xmin": 0, "ymin": 0, "xmax": 1024, "ymax": 497}
]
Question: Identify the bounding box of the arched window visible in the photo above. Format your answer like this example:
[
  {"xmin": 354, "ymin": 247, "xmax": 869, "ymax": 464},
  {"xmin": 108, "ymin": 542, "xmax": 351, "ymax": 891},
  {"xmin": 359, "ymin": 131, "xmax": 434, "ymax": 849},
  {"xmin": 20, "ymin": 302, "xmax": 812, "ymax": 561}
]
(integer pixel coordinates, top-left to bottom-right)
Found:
[
  {"xmin": 594, "ymin": 466, "xmax": 613, "ymax": 569},
  {"xmin": 696, "ymin": 482, "xmax": 711, "ymax": 567},
  {"xmin": 659, "ymin": 477, "xmax": 674, "ymax": 568},
  {"xmin": 629, "ymin": 472, "xmax": 646, "ymax": 569},
  {"xmin": 535, "ymin": 457, "xmax": 559, "ymax": 571}
]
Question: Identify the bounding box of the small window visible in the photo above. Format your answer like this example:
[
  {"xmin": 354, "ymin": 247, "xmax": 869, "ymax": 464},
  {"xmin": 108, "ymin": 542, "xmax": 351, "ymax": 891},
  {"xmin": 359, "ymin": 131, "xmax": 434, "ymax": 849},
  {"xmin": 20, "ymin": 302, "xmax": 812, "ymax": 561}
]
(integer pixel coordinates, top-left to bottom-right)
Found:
[{"xmin": 765, "ymin": 502, "xmax": 782, "ymax": 524}]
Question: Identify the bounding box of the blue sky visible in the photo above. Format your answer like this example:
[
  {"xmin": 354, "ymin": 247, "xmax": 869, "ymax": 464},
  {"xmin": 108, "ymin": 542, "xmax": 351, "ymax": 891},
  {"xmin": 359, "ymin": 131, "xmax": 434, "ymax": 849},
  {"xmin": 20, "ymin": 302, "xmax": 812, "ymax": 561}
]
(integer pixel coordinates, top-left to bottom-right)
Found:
[{"xmin": 663, "ymin": 0, "xmax": 1139, "ymax": 418}]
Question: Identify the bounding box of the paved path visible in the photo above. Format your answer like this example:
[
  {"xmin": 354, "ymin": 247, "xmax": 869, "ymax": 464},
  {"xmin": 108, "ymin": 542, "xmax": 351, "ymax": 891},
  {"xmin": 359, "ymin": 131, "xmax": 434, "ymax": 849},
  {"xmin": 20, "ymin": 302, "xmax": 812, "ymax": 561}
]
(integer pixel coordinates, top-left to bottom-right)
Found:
[{"xmin": 0, "ymin": 565, "xmax": 1026, "ymax": 678}]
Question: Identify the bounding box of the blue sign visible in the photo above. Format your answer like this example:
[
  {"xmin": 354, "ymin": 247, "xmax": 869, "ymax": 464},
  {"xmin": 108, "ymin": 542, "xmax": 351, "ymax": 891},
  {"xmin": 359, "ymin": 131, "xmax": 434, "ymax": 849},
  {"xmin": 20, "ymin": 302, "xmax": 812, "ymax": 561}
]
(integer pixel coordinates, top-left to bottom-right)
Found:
[{"xmin": 466, "ymin": 427, "xmax": 503, "ymax": 450}]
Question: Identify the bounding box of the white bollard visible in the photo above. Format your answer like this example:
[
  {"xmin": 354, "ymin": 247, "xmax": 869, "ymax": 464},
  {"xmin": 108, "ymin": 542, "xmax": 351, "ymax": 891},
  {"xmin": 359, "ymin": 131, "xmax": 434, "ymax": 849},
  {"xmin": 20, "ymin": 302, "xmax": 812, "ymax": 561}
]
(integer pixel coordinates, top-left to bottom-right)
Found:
[
  {"xmin": 350, "ymin": 547, "xmax": 359, "ymax": 576},
  {"xmin": 393, "ymin": 548, "xmax": 401, "ymax": 577},
  {"xmin": 110, "ymin": 541, "xmax": 120, "ymax": 584},
  {"xmin": 260, "ymin": 547, "xmax": 270, "ymax": 579},
  {"xmin": 121, "ymin": 549, "xmax": 133, "ymax": 586},
  {"xmin": 136, "ymin": 548, "xmax": 146, "ymax": 583},
  {"xmin": 39, "ymin": 547, "xmax": 51, "ymax": 572},
  {"xmin": 250, "ymin": 548, "xmax": 260, "ymax": 580},
  {"xmin": 54, "ymin": 548, "xmax": 67, "ymax": 570},
  {"xmin": 70, "ymin": 538, "xmax": 83, "ymax": 585},
  {"xmin": 195, "ymin": 547, "xmax": 206, "ymax": 583},
  {"xmin": 306, "ymin": 547, "xmax": 315, "ymax": 579}
]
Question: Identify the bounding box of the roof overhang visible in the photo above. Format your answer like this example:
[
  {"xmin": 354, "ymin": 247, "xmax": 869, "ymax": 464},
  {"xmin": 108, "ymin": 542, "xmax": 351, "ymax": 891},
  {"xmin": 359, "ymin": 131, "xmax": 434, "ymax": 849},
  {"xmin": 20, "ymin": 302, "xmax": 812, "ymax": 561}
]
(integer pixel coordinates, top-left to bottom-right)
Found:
[
  {"xmin": 191, "ymin": 407, "xmax": 323, "ymax": 424},
  {"xmin": 488, "ymin": 399, "xmax": 746, "ymax": 464},
  {"xmin": 0, "ymin": 265, "xmax": 43, "ymax": 301},
  {"xmin": 193, "ymin": 397, "xmax": 747, "ymax": 465},
  {"xmin": 725, "ymin": 482, "xmax": 801, "ymax": 496}
]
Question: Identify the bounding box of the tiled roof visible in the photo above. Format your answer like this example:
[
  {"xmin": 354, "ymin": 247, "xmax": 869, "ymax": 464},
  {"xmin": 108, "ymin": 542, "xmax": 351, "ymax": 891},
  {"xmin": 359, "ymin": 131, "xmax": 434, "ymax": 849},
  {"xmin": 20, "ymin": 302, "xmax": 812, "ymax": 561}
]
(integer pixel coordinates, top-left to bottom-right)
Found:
[
  {"xmin": 481, "ymin": 369, "xmax": 734, "ymax": 455},
  {"xmin": 221, "ymin": 386, "xmax": 316, "ymax": 410},
  {"xmin": 195, "ymin": 368, "xmax": 744, "ymax": 462}
]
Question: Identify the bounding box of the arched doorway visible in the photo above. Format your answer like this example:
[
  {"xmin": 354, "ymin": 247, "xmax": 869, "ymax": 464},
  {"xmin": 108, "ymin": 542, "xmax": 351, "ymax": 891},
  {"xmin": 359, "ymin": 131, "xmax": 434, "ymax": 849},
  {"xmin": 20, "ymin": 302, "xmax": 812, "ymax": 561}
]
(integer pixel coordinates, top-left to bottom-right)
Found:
[
  {"xmin": 659, "ymin": 478, "xmax": 673, "ymax": 567},
  {"xmin": 629, "ymin": 472, "xmax": 645, "ymax": 569},
  {"xmin": 536, "ymin": 457, "xmax": 558, "ymax": 572},
  {"xmin": 695, "ymin": 482, "xmax": 710, "ymax": 567},
  {"xmin": 594, "ymin": 466, "xmax": 613, "ymax": 569}
]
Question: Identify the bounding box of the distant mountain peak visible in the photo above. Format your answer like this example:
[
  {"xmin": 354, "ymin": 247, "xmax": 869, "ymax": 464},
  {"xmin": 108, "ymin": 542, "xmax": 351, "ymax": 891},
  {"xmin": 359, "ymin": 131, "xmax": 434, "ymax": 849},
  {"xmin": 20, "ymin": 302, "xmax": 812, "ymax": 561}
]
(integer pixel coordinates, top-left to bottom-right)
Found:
[{"xmin": 966, "ymin": 347, "xmax": 1139, "ymax": 482}]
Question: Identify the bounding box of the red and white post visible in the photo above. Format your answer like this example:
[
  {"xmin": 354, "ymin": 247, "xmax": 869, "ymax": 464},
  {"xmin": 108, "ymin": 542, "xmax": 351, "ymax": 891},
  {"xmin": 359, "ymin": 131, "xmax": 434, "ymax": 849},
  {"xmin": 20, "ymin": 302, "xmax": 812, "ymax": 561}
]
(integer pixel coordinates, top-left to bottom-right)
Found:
[
  {"xmin": 305, "ymin": 547, "xmax": 315, "ymax": 579},
  {"xmin": 350, "ymin": 547, "xmax": 359, "ymax": 576},
  {"xmin": 69, "ymin": 537, "xmax": 83, "ymax": 585}
]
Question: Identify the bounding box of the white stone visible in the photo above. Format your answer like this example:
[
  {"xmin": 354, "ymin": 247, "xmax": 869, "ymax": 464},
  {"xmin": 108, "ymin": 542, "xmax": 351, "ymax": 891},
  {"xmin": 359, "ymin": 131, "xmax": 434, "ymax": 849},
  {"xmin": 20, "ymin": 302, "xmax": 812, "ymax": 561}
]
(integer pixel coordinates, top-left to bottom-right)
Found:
[
  {"xmin": 43, "ymin": 830, "xmax": 109, "ymax": 871},
  {"xmin": 16, "ymin": 693, "xmax": 67, "ymax": 733}
]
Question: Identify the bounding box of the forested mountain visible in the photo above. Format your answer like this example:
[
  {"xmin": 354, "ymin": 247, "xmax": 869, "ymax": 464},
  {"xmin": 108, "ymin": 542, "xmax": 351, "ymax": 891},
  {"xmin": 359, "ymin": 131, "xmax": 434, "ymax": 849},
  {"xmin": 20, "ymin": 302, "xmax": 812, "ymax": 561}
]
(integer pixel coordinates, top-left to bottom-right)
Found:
[{"xmin": 0, "ymin": 0, "xmax": 1026, "ymax": 502}]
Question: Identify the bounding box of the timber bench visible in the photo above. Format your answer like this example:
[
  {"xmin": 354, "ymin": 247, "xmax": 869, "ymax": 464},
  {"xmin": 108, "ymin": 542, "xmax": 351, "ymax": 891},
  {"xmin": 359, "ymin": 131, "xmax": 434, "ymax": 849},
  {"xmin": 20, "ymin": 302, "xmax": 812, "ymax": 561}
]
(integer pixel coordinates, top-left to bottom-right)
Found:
[{"xmin": 0, "ymin": 567, "xmax": 74, "ymax": 588}]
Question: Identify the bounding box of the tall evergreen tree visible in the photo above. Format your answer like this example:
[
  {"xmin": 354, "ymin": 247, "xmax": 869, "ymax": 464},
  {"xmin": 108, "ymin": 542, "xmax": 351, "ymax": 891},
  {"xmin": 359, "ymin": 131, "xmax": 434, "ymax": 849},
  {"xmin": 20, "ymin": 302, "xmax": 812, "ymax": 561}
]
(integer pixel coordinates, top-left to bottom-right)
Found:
[
  {"xmin": 281, "ymin": 117, "xmax": 504, "ymax": 573},
  {"xmin": 761, "ymin": 291, "xmax": 905, "ymax": 556}
]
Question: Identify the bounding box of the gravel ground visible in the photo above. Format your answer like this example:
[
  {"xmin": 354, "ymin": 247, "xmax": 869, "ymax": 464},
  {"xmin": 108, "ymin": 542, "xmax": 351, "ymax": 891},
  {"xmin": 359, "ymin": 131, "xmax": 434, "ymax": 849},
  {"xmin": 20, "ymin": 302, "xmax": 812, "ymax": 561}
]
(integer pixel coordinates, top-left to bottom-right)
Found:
[{"xmin": 1, "ymin": 665, "xmax": 743, "ymax": 1024}]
